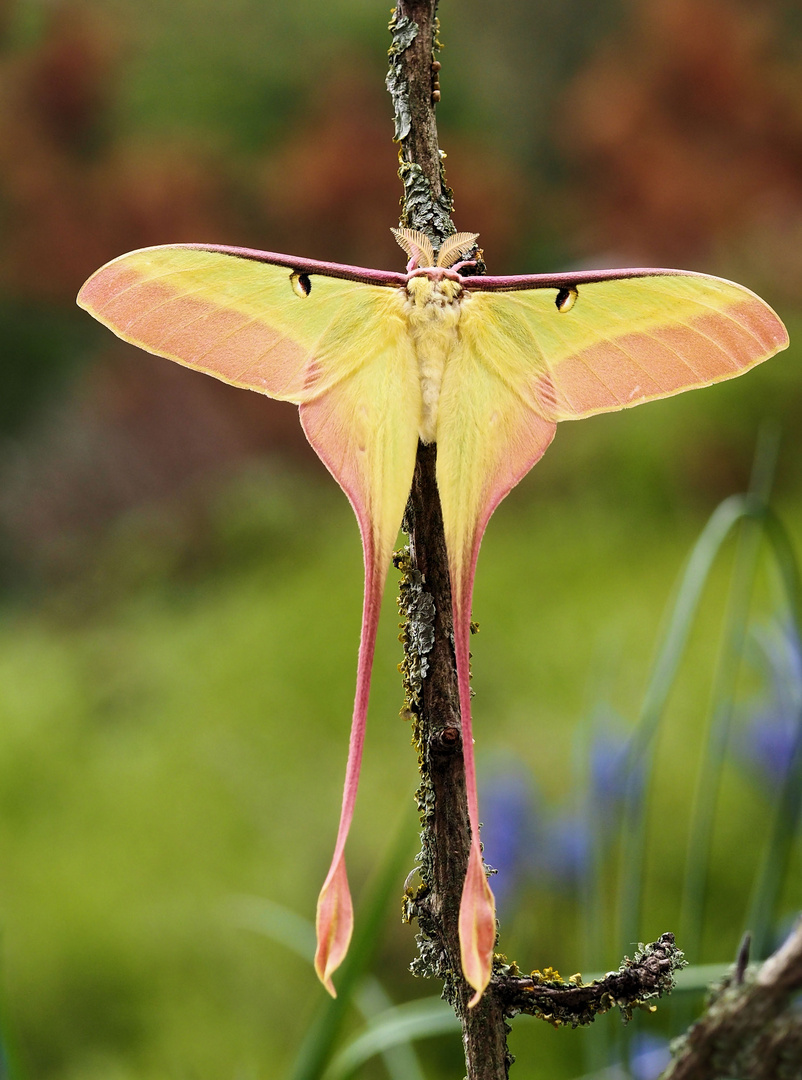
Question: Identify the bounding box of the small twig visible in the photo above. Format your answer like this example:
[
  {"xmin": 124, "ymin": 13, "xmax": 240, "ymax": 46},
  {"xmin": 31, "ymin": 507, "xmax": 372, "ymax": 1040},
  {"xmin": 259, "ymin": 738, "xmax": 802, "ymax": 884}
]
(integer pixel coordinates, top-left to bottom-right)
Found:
[
  {"xmin": 497, "ymin": 933, "xmax": 686, "ymax": 1028},
  {"xmin": 735, "ymin": 930, "xmax": 752, "ymax": 985}
]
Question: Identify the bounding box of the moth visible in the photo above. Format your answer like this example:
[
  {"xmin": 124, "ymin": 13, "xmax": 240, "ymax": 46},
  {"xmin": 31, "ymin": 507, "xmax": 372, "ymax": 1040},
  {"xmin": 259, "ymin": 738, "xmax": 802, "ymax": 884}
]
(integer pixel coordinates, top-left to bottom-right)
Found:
[{"xmin": 77, "ymin": 228, "xmax": 788, "ymax": 1005}]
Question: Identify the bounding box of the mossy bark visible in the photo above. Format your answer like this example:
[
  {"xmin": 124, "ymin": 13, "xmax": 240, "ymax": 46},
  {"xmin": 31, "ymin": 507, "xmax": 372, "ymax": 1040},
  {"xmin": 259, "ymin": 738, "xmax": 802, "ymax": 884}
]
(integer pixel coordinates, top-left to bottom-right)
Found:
[
  {"xmin": 388, "ymin": 5, "xmax": 513, "ymax": 1077},
  {"xmin": 386, "ymin": 7, "xmax": 690, "ymax": 1078}
]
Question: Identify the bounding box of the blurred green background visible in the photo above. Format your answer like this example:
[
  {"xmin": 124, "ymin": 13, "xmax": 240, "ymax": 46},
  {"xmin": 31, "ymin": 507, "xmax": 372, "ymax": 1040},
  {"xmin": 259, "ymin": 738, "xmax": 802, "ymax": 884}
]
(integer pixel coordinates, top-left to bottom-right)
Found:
[{"xmin": 0, "ymin": 0, "xmax": 801, "ymax": 1077}]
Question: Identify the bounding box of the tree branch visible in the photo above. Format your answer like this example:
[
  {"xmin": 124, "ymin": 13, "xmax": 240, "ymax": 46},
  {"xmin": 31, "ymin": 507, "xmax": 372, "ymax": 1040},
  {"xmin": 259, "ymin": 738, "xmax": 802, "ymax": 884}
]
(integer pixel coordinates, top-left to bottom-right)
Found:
[
  {"xmin": 497, "ymin": 933, "xmax": 686, "ymax": 1027},
  {"xmin": 388, "ymin": 5, "xmax": 513, "ymax": 1077},
  {"xmin": 661, "ymin": 919, "xmax": 802, "ymax": 1080},
  {"xmin": 387, "ymin": 9, "xmax": 687, "ymax": 1080}
]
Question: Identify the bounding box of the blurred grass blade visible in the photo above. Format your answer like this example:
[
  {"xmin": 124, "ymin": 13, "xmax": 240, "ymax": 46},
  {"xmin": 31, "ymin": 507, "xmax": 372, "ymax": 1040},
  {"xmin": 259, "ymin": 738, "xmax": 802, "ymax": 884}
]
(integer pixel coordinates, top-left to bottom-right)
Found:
[
  {"xmin": 351, "ymin": 980, "xmax": 428, "ymax": 1080},
  {"xmin": 228, "ymin": 894, "xmax": 317, "ymax": 961},
  {"xmin": 230, "ymin": 890, "xmax": 426, "ymax": 1080},
  {"xmin": 672, "ymin": 962, "xmax": 733, "ymax": 992},
  {"xmin": 617, "ymin": 493, "xmax": 751, "ymax": 948},
  {"xmin": 679, "ymin": 429, "xmax": 779, "ymax": 961},
  {"xmin": 227, "ymin": 805, "xmax": 422, "ymax": 1080},
  {"xmin": 746, "ymin": 509, "xmax": 802, "ymax": 957},
  {"xmin": 287, "ymin": 811, "xmax": 418, "ymax": 1080},
  {"xmin": 746, "ymin": 711, "xmax": 802, "ymax": 958},
  {"xmin": 627, "ymin": 493, "xmax": 750, "ymax": 767},
  {"xmin": 764, "ymin": 508, "xmax": 802, "ymax": 625},
  {"xmin": 322, "ymin": 998, "xmax": 457, "ymax": 1080}
]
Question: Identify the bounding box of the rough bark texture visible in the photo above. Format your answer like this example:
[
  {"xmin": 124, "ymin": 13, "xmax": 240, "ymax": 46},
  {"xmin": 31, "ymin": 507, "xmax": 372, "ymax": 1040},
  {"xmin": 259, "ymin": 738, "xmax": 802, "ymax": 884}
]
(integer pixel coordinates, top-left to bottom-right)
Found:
[
  {"xmin": 497, "ymin": 933, "xmax": 685, "ymax": 1026},
  {"xmin": 398, "ymin": 445, "xmax": 513, "ymax": 1079},
  {"xmin": 387, "ymin": 7, "xmax": 689, "ymax": 1079},
  {"xmin": 385, "ymin": 7, "xmax": 802, "ymax": 1080},
  {"xmin": 388, "ymin": 5, "xmax": 513, "ymax": 1077},
  {"xmin": 662, "ymin": 920, "xmax": 802, "ymax": 1080}
]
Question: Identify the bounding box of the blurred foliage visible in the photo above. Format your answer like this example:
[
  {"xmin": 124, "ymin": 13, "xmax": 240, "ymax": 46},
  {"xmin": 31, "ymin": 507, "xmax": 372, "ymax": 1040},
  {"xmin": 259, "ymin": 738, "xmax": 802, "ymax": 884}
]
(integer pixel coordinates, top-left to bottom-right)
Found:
[
  {"xmin": 2, "ymin": 0, "xmax": 802, "ymax": 559},
  {"xmin": 0, "ymin": 465, "xmax": 800, "ymax": 1079},
  {"xmin": 0, "ymin": 0, "xmax": 800, "ymax": 1077}
]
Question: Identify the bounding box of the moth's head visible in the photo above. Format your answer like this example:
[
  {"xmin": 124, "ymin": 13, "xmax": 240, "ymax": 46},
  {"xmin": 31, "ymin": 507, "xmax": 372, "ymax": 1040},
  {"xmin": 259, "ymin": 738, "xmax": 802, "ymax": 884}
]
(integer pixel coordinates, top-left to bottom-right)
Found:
[{"xmin": 392, "ymin": 228, "xmax": 479, "ymax": 273}]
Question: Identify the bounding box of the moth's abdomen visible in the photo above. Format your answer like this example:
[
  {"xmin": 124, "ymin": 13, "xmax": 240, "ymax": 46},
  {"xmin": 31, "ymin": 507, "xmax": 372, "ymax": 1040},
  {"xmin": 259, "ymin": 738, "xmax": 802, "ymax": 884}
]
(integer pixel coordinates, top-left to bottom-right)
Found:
[{"xmin": 405, "ymin": 276, "xmax": 463, "ymax": 443}]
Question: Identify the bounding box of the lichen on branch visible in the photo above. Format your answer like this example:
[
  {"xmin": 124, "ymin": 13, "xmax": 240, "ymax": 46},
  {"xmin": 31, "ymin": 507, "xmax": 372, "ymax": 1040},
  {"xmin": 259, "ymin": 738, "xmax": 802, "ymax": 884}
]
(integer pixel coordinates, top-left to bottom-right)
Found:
[{"xmin": 496, "ymin": 933, "xmax": 686, "ymax": 1027}]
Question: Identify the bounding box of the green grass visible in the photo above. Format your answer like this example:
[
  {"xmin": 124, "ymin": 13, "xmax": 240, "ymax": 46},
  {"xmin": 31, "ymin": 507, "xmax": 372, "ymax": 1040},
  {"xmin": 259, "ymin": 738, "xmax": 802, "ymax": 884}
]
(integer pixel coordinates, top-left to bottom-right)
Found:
[{"xmin": 0, "ymin": 384, "xmax": 800, "ymax": 1078}]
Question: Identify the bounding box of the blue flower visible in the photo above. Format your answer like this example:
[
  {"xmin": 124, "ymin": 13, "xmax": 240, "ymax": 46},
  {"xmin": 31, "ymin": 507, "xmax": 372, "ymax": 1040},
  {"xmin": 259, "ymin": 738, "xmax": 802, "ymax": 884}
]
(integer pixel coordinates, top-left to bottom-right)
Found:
[
  {"xmin": 629, "ymin": 1032, "xmax": 672, "ymax": 1080},
  {"xmin": 541, "ymin": 813, "xmax": 593, "ymax": 887},
  {"xmin": 588, "ymin": 718, "xmax": 642, "ymax": 821},
  {"xmin": 738, "ymin": 622, "xmax": 802, "ymax": 787},
  {"xmin": 479, "ymin": 759, "xmax": 539, "ymax": 911}
]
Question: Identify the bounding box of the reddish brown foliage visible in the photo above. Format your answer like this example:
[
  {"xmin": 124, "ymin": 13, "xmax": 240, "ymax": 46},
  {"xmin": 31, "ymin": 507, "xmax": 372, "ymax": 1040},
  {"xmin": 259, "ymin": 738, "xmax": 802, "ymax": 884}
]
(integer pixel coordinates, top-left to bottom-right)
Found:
[
  {"xmin": 0, "ymin": 4, "xmax": 526, "ymax": 567},
  {"xmin": 560, "ymin": 0, "xmax": 802, "ymax": 291}
]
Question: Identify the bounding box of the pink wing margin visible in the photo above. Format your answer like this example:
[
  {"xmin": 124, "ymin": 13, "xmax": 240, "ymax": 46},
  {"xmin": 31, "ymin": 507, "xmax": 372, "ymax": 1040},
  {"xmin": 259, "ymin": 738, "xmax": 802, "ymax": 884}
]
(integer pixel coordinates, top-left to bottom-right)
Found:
[
  {"xmin": 78, "ymin": 241, "xmax": 790, "ymax": 1009},
  {"xmin": 77, "ymin": 242, "xmax": 418, "ymax": 998}
]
